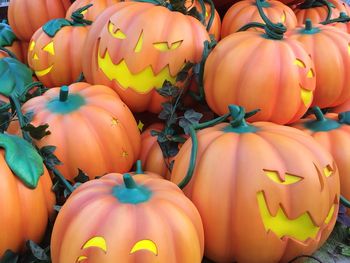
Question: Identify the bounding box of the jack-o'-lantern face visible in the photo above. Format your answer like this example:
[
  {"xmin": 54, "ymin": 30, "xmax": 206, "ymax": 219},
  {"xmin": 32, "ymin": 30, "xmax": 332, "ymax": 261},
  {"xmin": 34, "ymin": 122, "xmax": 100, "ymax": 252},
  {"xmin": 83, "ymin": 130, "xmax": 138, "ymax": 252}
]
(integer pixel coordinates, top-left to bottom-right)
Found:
[
  {"xmin": 294, "ymin": 57, "xmax": 315, "ymax": 107},
  {"xmin": 28, "ymin": 37, "xmax": 55, "ymax": 77},
  {"xmin": 257, "ymin": 162, "xmax": 338, "ymax": 242},
  {"xmin": 95, "ymin": 5, "xmax": 206, "ymax": 94},
  {"xmin": 76, "ymin": 236, "xmax": 158, "ymax": 262}
]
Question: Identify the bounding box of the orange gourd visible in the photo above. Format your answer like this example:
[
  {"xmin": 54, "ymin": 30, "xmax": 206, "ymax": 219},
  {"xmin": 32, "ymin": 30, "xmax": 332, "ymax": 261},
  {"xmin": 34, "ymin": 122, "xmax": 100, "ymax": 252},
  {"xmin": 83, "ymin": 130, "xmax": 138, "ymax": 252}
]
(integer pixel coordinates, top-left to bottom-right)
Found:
[
  {"xmin": 51, "ymin": 173, "xmax": 204, "ymax": 263},
  {"xmin": 170, "ymin": 105, "xmax": 340, "ymax": 262}
]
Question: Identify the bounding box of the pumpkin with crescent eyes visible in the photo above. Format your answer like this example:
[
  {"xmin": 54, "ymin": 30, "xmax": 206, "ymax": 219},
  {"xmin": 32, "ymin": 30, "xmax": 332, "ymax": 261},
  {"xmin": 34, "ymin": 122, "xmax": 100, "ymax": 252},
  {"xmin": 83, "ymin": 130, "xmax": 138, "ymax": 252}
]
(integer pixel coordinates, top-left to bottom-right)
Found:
[
  {"xmin": 170, "ymin": 105, "xmax": 340, "ymax": 263},
  {"xmin": 51, "ymin": 173, "xmax": 204, "ymax": 263},
  {"xmin": 83, "ymin": 1, "xmax": 210, "ymax": 113}
]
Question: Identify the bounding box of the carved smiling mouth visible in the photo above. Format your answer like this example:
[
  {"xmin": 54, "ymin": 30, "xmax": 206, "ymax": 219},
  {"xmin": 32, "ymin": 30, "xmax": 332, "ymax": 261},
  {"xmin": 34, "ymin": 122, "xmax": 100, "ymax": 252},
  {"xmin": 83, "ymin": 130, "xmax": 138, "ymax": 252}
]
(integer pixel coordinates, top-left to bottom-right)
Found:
[
  {"xmin": 98, "ymin": 51, "xmax": 176, "ymax": 93},
  {"xmin": 257, "ymin": 191, "xmax": 335, "ymax": 241},
  {"xmin": 35, "ymin": 65, "xmax": 54, "ymax": 77}
]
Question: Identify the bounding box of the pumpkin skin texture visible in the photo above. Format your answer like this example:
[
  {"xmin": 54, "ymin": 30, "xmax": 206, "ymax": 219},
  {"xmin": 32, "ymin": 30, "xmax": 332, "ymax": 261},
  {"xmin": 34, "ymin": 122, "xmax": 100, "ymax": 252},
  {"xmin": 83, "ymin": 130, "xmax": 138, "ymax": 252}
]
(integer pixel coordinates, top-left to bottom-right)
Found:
[
  {"xmin": 51, "ymin": 173, "xmax": 204, "ymax": 263},
  {"xmin": 287, "ymin": 21, "xmax": 350, "ymax": 109},
  {"xmin": 19, "ymin": 82, "xmax": 141, "ymax": 181},
  {"xmin": 8, "ymin": 0, "xmax": 71, "ymax": 42},
  {"xmin": 170, "ymin": 109, "xmax": 340, "ymax": 262},
  {"xmin": 65, "ymin": 0, "xmax": 121, "ymax": 22},
  {"xmin": 221, "ymin": 0, "xmax": 297, "ymax": 38},
  {"xmin": 204, "ymin": 32, "xmax": 316, "ymax": 124},
  {"xmin": 293, "ymin": 0, "xmax": 350, "ymax": 25},
  {"xmin": 332, "ymin": 99, "xmax": 350, "ymax": 113},
  {"xmin": 83, "ymin": 1, "xmax": 209, "ymax": 113},
  {"xmin": 0, "ymin": 134, "xmax": 55, "ymax": 257},
  {"xmin": 28, "ymin": 19, "xmax": 90, "ymax": 88},
  {"xmin": 291, "ymin": 108, "xmax": 350, "ymax": 204}
]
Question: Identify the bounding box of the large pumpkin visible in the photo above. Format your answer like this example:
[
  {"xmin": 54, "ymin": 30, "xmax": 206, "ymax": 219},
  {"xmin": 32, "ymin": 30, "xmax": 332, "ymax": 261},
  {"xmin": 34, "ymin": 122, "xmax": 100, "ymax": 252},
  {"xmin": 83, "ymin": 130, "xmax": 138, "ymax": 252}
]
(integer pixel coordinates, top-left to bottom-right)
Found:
[
  {"xmin": 221, "ymin": 0, "xmax": 297, "ymax": 38},
  {"xmin": 51, "ymin": 173, "xmax": 204, "ymax": 263},
  {"xmin": 16, "ymin": 82, "xmax": 141, "ymax": 181},
  {"xmin": 83, "ymin": 1, "xmax": 209, "ymax": 113},
  {"xmin": 291, "ymin": 107, "xmax": 350, "ymax": 204},
  {"xmin": 170, "ymin": 105, "xmax": 340, "ymax": 262},
  {"xmin": 204, "ymin": 24, "xmax": 316, "ymax": 124},
  {"xmin": 66, "ymin": 0, "xmax": 122, "ymax": 22},
  {"xmin": 0, "ymin": 133, "xmax": 55, "ymax": 258},
  {"xmin": 28, "ymin": 16, "xmax": 90, "ymax": 87},
  {"xmin": 8, "ymin": 0, "xmax": 71, "ymax": 42},
  {"xmin": 287, "ymin": 19, "xmax": 350, "ymax": 109}
]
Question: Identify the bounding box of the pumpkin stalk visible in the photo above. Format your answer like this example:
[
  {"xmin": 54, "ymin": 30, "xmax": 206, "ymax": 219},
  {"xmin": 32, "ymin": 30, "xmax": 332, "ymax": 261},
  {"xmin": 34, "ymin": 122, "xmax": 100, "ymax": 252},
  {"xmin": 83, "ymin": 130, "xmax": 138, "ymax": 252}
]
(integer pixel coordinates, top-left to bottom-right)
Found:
[
  {"xmin": 304, "ymin": 106, "xmax": 341, "ymax": 131},
  {"xmin": 338, "ymin": 111, "xmax": 350, "ymax": 124},
  {"xmin": 59, "ymin": 86, "xmax": 69, "ymax": 102},
  {"xmin": 321, "ymin": 12, "xmax": 350, "ymax": 25},
  {"xmin": 305, "ymin": 19, "xmax": 313, "ymax": 31},
  {"xmin": 124, "ymin": 174, "xmax": 138, "ymax": 189},
  {"xmin": 312, "ymin": 107, "xmax": 327, "ymax": 122},
  {"xmin": 135, "ymin": 160, "xmax": 144, "ymax": 174},
  {"xmin": 70, "ymin": 4, "xmax": 93, "ymax": 26}
]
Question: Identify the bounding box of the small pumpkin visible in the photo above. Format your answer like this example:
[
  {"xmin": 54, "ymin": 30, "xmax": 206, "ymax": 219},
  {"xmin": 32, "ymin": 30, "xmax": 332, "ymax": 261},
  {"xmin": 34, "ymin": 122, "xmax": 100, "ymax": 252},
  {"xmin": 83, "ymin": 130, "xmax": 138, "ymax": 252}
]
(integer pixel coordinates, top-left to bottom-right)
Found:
[
  {"xmin": 287, "ymin": 19, "xmax": 350, "ymax": 109},
  {"xmin": 8, "ymin": 0, "xmax": 71, "ymax": 42},
  {"xmin": 171, "ymin": 105, "xmax": 340, "ymax": 262},
  {"xmin": 0, "ymin": 133, "xmax": 55, "ymax": 257},
  {"xmin": 221, "ymin": 0, "xmax": 297, "ymax": 38},
  {"xmin": 83, "ymin": 1, "xmax": 209, "ymax": 113},
  {"xmin": 14, "ymin": 82, "xmax": 141, "ymax": 181},
  {"xmin": 291, "ymin": 107, "xmax": 350, "ymax": 203},
  {"xmin": 28, "ymin": 8, "xmax": 91, "ymax": 87},
  {"xmin": 51, "ymin": 173, "xmax": 204, "ymax": 263}
]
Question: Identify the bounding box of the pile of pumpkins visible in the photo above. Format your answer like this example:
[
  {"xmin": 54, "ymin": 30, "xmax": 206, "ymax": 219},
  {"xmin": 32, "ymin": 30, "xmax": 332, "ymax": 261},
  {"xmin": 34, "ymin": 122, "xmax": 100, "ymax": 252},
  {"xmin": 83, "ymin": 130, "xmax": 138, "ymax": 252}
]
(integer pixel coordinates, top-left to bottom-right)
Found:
[{"xmin": 2, "ymin": 0, "xmax": 350, "ymax": 262}]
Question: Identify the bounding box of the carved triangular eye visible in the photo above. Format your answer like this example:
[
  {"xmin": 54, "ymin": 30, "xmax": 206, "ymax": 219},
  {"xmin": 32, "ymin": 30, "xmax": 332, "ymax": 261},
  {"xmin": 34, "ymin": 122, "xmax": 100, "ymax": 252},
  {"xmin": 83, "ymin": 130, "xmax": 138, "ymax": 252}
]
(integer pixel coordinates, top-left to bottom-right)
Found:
[
  {"xmin": 43, "ymin": 42, "xmax": 54, "ymax": 55},
  {"xmin": 29, "ymin": 40, "xmax": 35, "ymax": 51},
  {"xmin": 263, "ymin": 170, "xmax": 303, "ymax": 185},
  {"xmin": 324, "ymin": 165, "xmax": 333, "ymax": 177},
  {"xmin": 108, "ymin": 22, "xmax": 126, "ymax": 39}
]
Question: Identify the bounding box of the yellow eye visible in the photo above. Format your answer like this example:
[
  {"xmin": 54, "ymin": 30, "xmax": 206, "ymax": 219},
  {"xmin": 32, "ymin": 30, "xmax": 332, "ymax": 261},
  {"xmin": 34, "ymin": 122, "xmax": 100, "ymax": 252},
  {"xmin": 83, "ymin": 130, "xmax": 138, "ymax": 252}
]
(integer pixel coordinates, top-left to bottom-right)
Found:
[
  {"xmin": 294, "ymin": 59, "xmax": 306, "ymax": 68},
  {"xmin": 263, "ymin": 170, "xmax": 303, "ymax": 185},
  {"xmin": 153, "ymin": 40, "xmax": 183, "ymax": 51},
  {"xmin": 43, "ymin": 41, "xmax": 54, "ymax": 55},
  {"xmin": 108, "ymin": 22, "xmax": 126, "ymax": 39},
  {"xmin": 29, "ymin": 41, "xmax": 35, "ymax": 51},
  {"xmin": 324, "ymin": 165, "xmax": 333, "ymax": 177}
]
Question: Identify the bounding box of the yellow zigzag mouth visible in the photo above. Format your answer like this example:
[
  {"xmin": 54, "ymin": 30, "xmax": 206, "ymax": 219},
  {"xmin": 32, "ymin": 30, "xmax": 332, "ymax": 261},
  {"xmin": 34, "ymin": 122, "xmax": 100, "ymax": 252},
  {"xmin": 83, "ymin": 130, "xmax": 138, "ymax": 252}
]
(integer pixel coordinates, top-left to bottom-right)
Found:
[
  {"xmin": 257, "ymin": 191, "xmax": 335, "ymax": 241},
  {"xmin": 98, "ymin": 50, "xmax": 176, "ymax": 93}
]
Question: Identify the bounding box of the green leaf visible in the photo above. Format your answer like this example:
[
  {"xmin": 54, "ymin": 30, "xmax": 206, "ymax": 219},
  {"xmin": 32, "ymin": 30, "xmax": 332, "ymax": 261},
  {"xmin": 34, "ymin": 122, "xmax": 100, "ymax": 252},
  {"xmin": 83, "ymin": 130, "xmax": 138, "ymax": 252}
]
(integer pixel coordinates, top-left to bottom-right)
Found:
[
  {"xmin": 26, "ymin": 240, "xmax": 49, "ymax": 261},
  {"xmin": 39, "ymin": 145, "xmax": 62, "ymax": 170},
  {"xmin": 74, "ymin": 168, "xmax": 89, "ymax": 183},
  {"xmin": 157, "ymin": 81, "xmax": 180, "ymax": 98},
  {"xmin": 23, "ymin": 123, "xmax": 51, "ymax": 140},
  {"xmin": 179, "ymin": 109, "xmax": 203, "ymax": 134},
  {"xmin": 0, "ymin": 133, "xmax": 44, "ymax": 188},
  {"xmin": 0, "ymin": 57, "xmax": 33, "ymax": 99},
  {"xmin": 0, "ymin": 22, "xmax": 17, "ymax": 47},
  {"xmin": 0, "ymin": 250, "xmax": 19, "ymax": 263},
  {"xmin": 176, "ymin": 62, "xmax": 194, "ymax": 82},
  {"xmin": 42, "ymin": 19, "xmax": 72, "ymax": 37}
]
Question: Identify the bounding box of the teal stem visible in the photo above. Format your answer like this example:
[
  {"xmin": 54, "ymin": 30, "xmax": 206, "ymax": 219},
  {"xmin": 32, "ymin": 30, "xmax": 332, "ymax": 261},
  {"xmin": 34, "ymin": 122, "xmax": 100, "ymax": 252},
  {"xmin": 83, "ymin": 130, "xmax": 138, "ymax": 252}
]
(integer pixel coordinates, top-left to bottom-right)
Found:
[
  {"xmin": 70, "ymin": 4, "xmax": 93, "ymax": 26},
  {"xmin": 52, "ymin": 167, "xmax": 74, "ymax": 194},
  {"xmin": 0, "ymin": 46, "xmax": 18, "ymax": 60},
  {"xmin": 321, "ymin": 11, "xmax": 350, "ymax": 25},
  {"xmin": 305, "ymin": 19, "xmax": 312, "ymax": 31},
  {"xmin": 113, "ymin": 174, "xmax": 152, "ymax": 204},
  {"xmin": 135, "ymin": 160, "xmax": 144, "ymax": 174},
  {"xmin": 59, "ymin": 86, "xmax": 69, "ymax": 102},
  {"xmin": 203, "ymin": 0, "xmax": 215, "ymax": 31},
  {"xmin": 304, "ymin": 106, "xmax": 341, "ymax": 131},
  {"xmin": 340, "ymin": 195, "xmax": 350, "ymax": 208},
  {"xmin": 338, "ymin": 111, "xmax": 350, "ymax": 124},
  {"xmin": 223, "ymin": 105, "xmax": 259, "ymax": 133},
  {"xmin": 9, "ymin": 94, "xmax": 32, "ymax": 143},
  {"xmin": 313, "ymin": 106, "xmax": 327, "ymax": 121}
]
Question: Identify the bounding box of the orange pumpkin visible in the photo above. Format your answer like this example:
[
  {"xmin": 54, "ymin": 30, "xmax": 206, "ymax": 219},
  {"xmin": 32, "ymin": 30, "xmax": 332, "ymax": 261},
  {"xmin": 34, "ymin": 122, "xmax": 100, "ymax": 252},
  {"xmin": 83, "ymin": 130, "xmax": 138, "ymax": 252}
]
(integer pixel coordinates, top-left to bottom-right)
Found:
[
  {"xmin": 28, "ymin": 14, "xmax": 90, "ymax": 87},
  {"xmin": 0, "ymin": 133, "xmax": 55, "ymax": 257},
  {"xmin": 221, "ymin": 0, "xmax": 297, "ymax": 38},
  {"xmin": 171, "ymin": 105, "xmax": 340, "ymax": 262},
  {"xmin": 204, "ymin": 24, "xmax": 315, "ymax": 124},
  {"xmin": 17, "ymin": 82, "xmax": 141, "ymax": 181},
  {"xmin": 293, "ymin": 0, "xmax": 350, "ymax": 25},
  {"xmin": 8, "ymin": 0, "xmax": 71, "ymax": 42},
  {"xmin": 51, "ymin": 173, "xmax": 204, "ymax": 263},
  {"xmin": 66, "ymin": 0, "xmax": 122, "ymax": 22},
  {"xmin": 83, "ymin": 1, "xmax": 209, "ymax": 113},
  {"xmin": 287, "ymin": 19, "xmax": 350, "ymax": 109},
  {"xmin": 291, "ymin": 107, "xmax": 350, "ymax": 204},
  {"xmin": 332, "ymin": 98, "xmax": 350, "ymax": 113}
]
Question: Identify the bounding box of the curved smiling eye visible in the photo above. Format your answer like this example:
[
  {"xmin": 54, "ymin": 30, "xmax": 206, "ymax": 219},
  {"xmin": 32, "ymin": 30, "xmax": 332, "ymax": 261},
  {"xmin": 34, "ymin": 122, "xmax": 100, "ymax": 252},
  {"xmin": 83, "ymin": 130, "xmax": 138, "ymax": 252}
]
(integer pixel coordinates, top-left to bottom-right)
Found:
[
  {"xmin": 108, "ymin": 22, "xmax": 126, "ymax": 39},
  {"xmin": 43, "ymin": 42, "xmax": 55, "ymax": 55},
  {"xmin": 153, "ymin": 40, "xmax": 183, "ymax": 51}
]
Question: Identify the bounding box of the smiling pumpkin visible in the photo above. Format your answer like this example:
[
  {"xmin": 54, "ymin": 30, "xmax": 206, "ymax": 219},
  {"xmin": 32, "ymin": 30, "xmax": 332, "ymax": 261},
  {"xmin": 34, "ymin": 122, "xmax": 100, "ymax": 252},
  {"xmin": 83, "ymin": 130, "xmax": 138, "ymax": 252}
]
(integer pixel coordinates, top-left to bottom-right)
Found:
[{"xmin": 83, "ymin": 1, "xmax": 210, "ymax": 113}]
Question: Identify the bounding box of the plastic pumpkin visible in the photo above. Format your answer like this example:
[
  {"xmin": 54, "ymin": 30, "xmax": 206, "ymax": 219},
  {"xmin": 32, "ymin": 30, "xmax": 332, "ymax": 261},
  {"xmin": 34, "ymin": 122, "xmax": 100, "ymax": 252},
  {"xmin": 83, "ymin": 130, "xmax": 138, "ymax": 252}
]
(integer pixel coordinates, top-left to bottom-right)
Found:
[
  {"xmin": 0, "ymin": 133, "xmax": 55, "ymax": 257},
  {"xmin": 170, "ymin": 105, "xmax": 340, "ymax": 262},
  {"xmin": 83, "ymin": 1, "xmax": 209, "ymax": 113},
  {"xmin": 8, "ymin": 0, "xmax": 71, "ymax": 42},
  {"xmin": 17, "ymin": 82, "xmax": 141, "ymax": 181},
  {"xmin": 51, "ymin": 173, "xmax": 204, "ymax": 263}
]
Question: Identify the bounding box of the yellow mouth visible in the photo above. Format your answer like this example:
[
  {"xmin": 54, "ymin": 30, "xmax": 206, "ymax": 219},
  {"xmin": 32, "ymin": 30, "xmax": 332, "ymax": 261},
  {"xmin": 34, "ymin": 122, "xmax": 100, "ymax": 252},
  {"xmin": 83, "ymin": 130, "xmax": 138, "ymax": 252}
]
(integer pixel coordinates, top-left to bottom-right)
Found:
[
  {"xmin": 301, "ymin": 87, "xmax": 313, "ymax": 107},
  {"xmin": 257, "ymin": 191, "xmax": 335, "ymax": 241},
  {"xmin": 98, "ymin": 50, "xmax": 176, "ymax": 93},
  {"xmin": 35, "ymin": 65, "xmax": 53, "ymax": 77},
  {"xmin": 130, "ymin": 239, "xmax": 158, "ymax": 255}
]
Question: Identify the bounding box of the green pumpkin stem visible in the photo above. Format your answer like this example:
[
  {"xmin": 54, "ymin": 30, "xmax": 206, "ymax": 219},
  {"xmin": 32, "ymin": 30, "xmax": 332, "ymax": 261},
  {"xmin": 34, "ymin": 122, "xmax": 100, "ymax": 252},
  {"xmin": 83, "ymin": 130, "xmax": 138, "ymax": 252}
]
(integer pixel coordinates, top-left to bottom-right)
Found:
[
  {"xmin": 312, "ymin": 107, "xmax": 327, "ymax": 122},
  {"xmin": 124, "ymin": 173, "xmax": 138, "ymax": 189},
  {"xmin": 135, "ymin": 160, "xmax": 144, "ymax": 174},
  {"xmin": 305, "ymin": 19, "xmax": 313, "ymax": 31},
  {"xmin": 304, "ymin": 106, "xmax": 340, "ymax": 131},
  {"xmin": 321, "ymin": 11, "xmax": 350, "ymax": 25},
  {"xmin": 70, "ymin": 4, "xmax": 93, "ymax": 26},
  {"xmin": 59, "ymin": 86, "xmax": 69, "ymax": 102}
]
